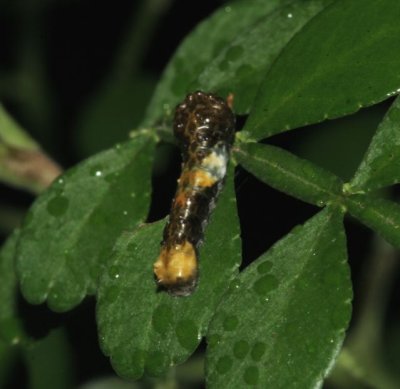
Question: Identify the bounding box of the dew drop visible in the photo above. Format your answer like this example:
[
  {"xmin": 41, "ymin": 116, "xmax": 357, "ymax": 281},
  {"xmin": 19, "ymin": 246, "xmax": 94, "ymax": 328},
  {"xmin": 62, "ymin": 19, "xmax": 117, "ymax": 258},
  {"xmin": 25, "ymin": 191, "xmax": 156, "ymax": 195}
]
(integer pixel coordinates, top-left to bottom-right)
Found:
[
  {"xmin": 89, "ymin": 165, "xmax": 104, "ymax": 177},
  {"xmin": 253, "ymin": 274, "xmax": 279, "ymax": 297},
  {"xmin": 175, "ymin": 319, "xmax": 199, "ymax": 351},
  {"xmin": 223, "ymin": 315, "xmax": 239, "ymax": 331},
  {"xmin": 108, "ymin": 265, "xmax": 120, "ymax": 279},
  {"xmin": 237, "ymin": 64, "xmax": 253, "ymax": 78},
  {"xmin": 106, "ymin": 286, "xmax": 119, "ymax": 303},
  {"xmin": 47, "ymin": 195, "xmax": 69, "ymax": 217},
  {"xmin": 207, "ymin": 333, "xmax": 221, "ymax": 347},
  {"xmin": 233, "ymin": 340, "xmax": 249, "ymax": 360},
  {"xmin": 257, "ymin": 261, "xmax": 273, "ymax": 274},
  {"xmin": 243, "ymin": 365, "xmax": 259, "ymax": 385},
  {"xmin": 152, "ymin": 305, "xmax": 173, "ymax": 335},
  {"xmin": 251, "ymin": 342, "xmax": 266, "ymax": 362},
  {"xmin": 228, "ymin": 279, "xmax": 241, "ymax": 293},
  {"xmin": 218, "ymin": 59, "xmax": 229, "ymax": 71},
  {"xmin": 216, "ymin": 356, "xmax": 233, "ymax": 374},
  {"xmin": 225, "ymin": 45, "xmax": 244, "ymax": 62}
]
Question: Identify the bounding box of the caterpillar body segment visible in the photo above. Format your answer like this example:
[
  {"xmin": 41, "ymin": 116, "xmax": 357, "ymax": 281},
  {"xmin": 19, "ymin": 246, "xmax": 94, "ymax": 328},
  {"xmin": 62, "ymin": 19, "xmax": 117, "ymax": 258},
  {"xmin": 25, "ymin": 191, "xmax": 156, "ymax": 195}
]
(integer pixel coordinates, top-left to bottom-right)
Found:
[{"xmin": 153, "ymin": 91, "xmax": 235, "ymax": 296}]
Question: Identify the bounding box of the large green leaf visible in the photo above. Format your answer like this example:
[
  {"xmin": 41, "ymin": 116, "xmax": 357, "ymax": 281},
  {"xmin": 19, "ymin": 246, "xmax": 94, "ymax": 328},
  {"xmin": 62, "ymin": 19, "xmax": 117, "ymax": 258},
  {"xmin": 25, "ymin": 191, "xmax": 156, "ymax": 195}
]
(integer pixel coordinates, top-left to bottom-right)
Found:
[
  {"xmin": 349, "ymin": 96, "xmax": 400, "ymax": 192},
  {"xmin": 17, "ymin": 133, "xmax": 155, "ymax": 312},
  {"xmin": 142, "ymin": 0, "xmax": 286, "ymax": 126},
  {"xmin": 0, "ymin": 230, "xmax": 26, "ymax": 346},
  {"xmin": 194, "ymin": 0, "xmax": 331, "ymax": 114},
  {"xmin": 245, "ymin": 0, "xmax": 400, "ymax": 140},
  {"xmin": 345, "ymin": 194, "xmax": 400, "ymax": 248},
  {"xmin": 234, "ymin": 141, "xmax": 343, "ymax": 207},
  {"xmin": 206, "ymin": 207, "xmax": 352, "ymax": 388},
  {"xmin": 97, "ymin": 166, "xmax": 241, "ymax": 379}
]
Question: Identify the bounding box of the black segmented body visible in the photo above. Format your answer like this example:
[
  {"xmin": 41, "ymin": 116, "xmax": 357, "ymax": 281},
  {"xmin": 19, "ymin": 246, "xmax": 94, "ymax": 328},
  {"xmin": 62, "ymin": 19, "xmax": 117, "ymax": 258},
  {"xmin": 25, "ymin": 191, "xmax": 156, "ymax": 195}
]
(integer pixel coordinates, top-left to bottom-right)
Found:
[{"xmin": 153, "ymin": 91, "xmax": 235, "ymax": 296}]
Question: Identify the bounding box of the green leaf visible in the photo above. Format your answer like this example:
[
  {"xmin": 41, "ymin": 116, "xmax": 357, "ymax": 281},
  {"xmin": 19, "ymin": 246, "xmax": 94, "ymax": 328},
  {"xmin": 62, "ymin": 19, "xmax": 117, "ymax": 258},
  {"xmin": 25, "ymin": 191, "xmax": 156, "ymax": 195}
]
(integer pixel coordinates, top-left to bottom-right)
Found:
[
  {"xmin": 17, "ymin": 133, "xmax": 155, "ymax": 312},
  {"xmin": 345, "ymin": 194, "xmax": 400, "ymax": 248},
  {"xmin": 234, "ymin": 141, "xmax": 343, "ymax": 206},
  {"xmin": 245, "ymin": 0, "xmax": 400, "ymax": 140},
  {"xmin": 97, "ymin": 166, "xmax": 241, "ymax": 379},
  {"xmin": 142, "ymin": 0, "xmax": 285, "ymax": 126},
  {"xmin": 196, "ymin": 0, "xmax": 331, "ymax": 114},
  {"xmin": 206, "ymin": 208, "xmax": 352, "ymax": 388},
  {"xmin": 0, "ymin": 230, "xmax": 26, "ymax": 346},
  {"xmin": 349, "ymin": 95, "xmax": 400, "ymax": 192}
]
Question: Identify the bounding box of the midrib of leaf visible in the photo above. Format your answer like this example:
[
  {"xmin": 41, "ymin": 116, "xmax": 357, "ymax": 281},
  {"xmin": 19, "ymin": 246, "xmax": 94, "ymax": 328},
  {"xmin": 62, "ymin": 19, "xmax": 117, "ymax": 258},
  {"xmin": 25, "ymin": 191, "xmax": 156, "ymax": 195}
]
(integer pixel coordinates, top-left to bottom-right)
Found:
[
  {"xmin": 346, "ymin": 196, "xmax": 400, "ymax": 230},
  {"xmin": 234, "ymin": 145, "xmax": 340, "ymax": 202}
]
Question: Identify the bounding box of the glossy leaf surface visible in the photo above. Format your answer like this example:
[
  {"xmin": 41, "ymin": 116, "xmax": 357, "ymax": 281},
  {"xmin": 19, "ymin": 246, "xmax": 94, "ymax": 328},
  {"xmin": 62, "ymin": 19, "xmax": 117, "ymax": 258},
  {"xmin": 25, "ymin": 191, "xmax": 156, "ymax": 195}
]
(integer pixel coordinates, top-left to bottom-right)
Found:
[
  {"xmin": 206, "ymin": 208, "xmax": 351, "ymax": 388},
  {"xmin": 245, "ymin": 0, "xmax": 400, "ymax": 139},
  {"xmin": 234, "ymin": 141, "xmax": 343, "ymax": 206},
  {"xmin": 195, "ymin": 0, "xmax": 330, "ymax": 114},
  {"xmin": 143, "ymin": 0, "xmax": 281, "ymax": 125},
  {"xmin": 345, "ymin": 195, "xmax": 400, "ymax": 248},
  {"xmin": 17, "ymin": 134, "xmax": 155, "ymax": 312},
  {"xmin": 97, "ymin": 168, "xmax": 241, "ymax": 379},
  {"xmin": 349, "ymin": 96, "xmax": 400, "ymax": 192},
  {"xmin": 144, "ymin": 0, "xmax": 330, "ymax": 125}
]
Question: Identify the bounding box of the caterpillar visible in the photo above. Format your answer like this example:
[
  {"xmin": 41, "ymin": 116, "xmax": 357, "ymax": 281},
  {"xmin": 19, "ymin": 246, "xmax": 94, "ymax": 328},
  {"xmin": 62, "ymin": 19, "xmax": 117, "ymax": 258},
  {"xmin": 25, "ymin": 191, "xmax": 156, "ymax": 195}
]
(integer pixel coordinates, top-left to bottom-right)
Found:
[{"xmin": 153, "ymin": 91, "xmax": 236, "ymax": 297}]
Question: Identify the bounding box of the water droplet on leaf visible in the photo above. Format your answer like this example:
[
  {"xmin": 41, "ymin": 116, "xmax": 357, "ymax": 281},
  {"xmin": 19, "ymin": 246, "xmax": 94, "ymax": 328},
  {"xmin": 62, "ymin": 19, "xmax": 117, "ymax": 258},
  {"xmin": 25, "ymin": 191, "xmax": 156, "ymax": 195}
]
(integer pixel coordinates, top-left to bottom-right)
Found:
[
  {"xmin": 243, "ymin": 365, "xmax": 259, "ymax": 385},
  {"xmin": 175, "ymin": 319, "xmax": 199, "ymax": 351},
  {"xmin": 233, "ymin": 340, "xmax": 249, "ymax": 359},
  {"xmin": 251, "ymin": 342, "xmax": 266, "ymax": 361},
  {"xmin": 216, "ymin": 356, "xmax": 233, "ymax": 374},
  {"xmin": 152, "ymin": 305, "xmax": 173, "ymax": 335},
  {"xmin": 47, "ymin": 195, "xmax": 69, "ymax": 217},
  {"xmin": 257, "ymin": 261, "xmax": 273, "ymax": 274},
  {"xmin": 223, "ymin": 315, "xmax": 239, "ymax": 331},
  {"xmin": 253, "ymin": 274, "xmax": 279, "ymax": 297}
]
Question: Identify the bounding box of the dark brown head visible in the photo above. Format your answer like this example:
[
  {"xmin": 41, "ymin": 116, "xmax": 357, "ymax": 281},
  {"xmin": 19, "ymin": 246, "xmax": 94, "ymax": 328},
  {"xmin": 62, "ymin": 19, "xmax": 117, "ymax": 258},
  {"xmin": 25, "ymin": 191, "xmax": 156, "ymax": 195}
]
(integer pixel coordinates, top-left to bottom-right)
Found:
[{"xmin": 173, "ymin": 91, "xmax": 236, "ymax": 152}]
